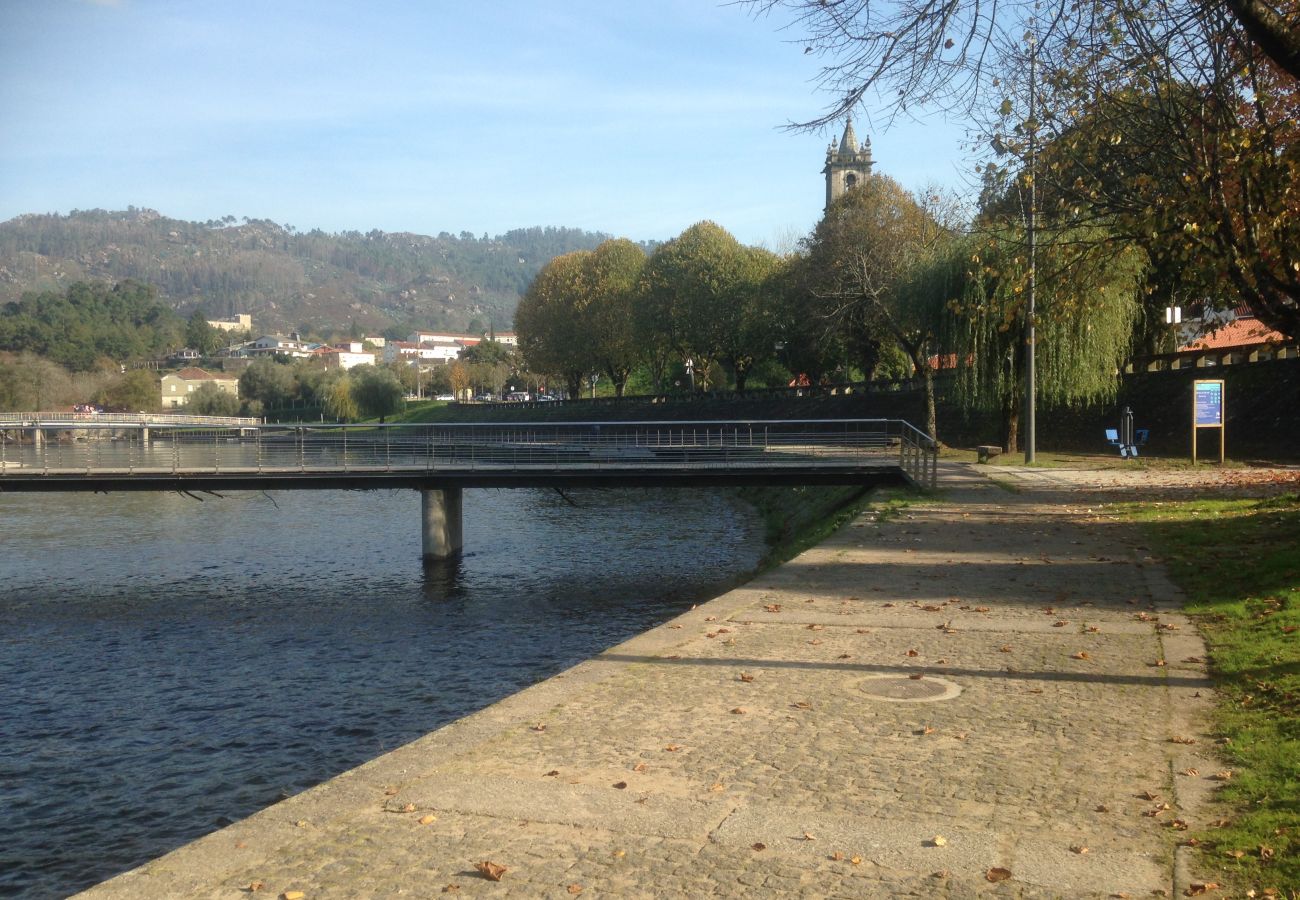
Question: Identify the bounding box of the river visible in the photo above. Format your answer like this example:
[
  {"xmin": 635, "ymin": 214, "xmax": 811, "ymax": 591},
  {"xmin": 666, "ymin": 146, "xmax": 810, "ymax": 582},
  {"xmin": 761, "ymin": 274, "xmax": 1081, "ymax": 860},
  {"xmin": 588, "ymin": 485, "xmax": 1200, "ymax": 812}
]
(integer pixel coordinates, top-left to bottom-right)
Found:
[{"xmin": 0, "ymin": 487, "xmax": 766, "ymax": 899}]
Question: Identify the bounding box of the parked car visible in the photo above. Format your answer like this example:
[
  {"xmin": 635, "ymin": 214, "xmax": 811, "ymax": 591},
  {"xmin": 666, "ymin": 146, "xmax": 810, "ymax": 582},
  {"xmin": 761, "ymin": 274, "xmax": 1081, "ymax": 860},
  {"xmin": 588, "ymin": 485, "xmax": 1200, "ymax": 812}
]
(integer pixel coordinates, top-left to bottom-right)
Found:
[{"xmin": 434, "ymin": 394, "xmax": 455, "ymax": 401}]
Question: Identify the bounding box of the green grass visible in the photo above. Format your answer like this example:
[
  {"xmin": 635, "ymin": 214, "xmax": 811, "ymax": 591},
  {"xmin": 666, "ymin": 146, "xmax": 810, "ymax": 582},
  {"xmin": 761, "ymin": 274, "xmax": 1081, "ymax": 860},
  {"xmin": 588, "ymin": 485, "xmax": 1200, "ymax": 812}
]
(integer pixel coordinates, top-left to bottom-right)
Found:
[
  {"xmin": 943, "ymin": 445, "xmax": 1250, "ymax": 471},
  {"xmin": 1116, "ymin": 494, "xmax": 1300, "ymax": 895}
]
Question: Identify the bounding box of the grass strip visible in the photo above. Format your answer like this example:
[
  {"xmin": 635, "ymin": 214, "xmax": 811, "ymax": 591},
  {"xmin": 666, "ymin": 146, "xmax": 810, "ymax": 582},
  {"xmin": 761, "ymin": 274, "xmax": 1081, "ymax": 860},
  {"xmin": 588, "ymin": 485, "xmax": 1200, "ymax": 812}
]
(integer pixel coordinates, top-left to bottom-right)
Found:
[{"xmin": 1116, "ymin": 493, "xmax": 1300, "ymax": 894}]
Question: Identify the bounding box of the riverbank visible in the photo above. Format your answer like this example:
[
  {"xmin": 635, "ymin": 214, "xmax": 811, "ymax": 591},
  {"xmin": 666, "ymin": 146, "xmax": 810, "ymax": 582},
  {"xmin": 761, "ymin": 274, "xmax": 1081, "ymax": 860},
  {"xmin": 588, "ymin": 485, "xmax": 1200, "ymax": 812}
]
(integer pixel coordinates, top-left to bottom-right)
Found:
[{"xmin": 81, "ymin": 462, "xmax": 1230, "ymax": 898}]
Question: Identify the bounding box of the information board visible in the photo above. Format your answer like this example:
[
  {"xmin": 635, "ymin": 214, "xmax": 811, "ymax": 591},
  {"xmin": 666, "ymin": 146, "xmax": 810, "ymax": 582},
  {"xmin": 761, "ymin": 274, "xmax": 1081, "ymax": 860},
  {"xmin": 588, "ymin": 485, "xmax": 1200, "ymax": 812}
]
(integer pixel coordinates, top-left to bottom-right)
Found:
[
  {"xmin": 1192, "ymin": 379, "xmax": 1225, "ymax": 464},
  {"xmin": 1194, "ymin": 381, "xmax": 1223, "ymax": 426}
]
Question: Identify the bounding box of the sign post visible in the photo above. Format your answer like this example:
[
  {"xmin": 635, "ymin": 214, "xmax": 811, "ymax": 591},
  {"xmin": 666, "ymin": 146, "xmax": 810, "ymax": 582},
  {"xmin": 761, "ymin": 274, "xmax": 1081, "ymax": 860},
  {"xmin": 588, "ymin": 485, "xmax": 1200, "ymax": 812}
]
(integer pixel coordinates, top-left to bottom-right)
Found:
[{"xmin": 1192, "ymin": 379, "xmax": 1225, "ymax": 465}]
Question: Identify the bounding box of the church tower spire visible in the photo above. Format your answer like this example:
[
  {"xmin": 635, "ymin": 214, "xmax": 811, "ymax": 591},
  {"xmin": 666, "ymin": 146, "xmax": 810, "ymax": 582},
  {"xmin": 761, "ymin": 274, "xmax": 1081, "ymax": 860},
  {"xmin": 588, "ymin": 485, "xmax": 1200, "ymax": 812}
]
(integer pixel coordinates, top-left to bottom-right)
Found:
[{"xmin": 823, "ymin": 117, "xmax": 874, "ymax": 209}]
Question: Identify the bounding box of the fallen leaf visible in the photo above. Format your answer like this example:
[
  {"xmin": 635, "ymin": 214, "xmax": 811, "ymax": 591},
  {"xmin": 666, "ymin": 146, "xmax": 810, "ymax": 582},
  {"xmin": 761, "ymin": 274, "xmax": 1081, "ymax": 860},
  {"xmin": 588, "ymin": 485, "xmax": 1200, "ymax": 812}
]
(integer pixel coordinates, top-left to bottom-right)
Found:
[
  {"xmin": 705, "ymin": 615, "xmax": 717, "ymax": 622},
  {"xmin": 830, "ymin": 851, "xmax": 845, "ymax": 861},
  {"xmin": 752, "ymin": 842, "xmax": 766, "ymax": 851},
  {"xmin": 612, "ymin": 781, "xmax": 628, "ymax": 789},
  {"xmin": 709, "ymin": 783, "xmax": 725, "ymax": 792},
  {"xmin": 441, "ymin": 886, "xmax": 460, "ymax": 894},
  {"xmin": 932, "ymin": 869, "xmax": 950, "ymax": 878},
  {"xmin": 1259, "ymin": 846, "xmax": 1275, "ymax": 860},
  {"xmin": 974, "ymin": 606, "xmax": 990, "ymax": 613},
  {"xmin": 1072, "ymin": 651, "xmax": 1091, "ymax": 660},
  {"xmin": 764, "ymin": 603, "xmax": 782, "ymax": 612},
  {"xmin": 986, "ymin": 867, "xmax": 1012, "ymax": 882},
  {"xmin": 916, "ymin": 726, "xmax": 935, "ymax": 735},
  {"xmin": 544, "ymin": 770, "xmax": 560, "ymax": 777},
  {"xmin": 1180, "ymin": 768, "xmax": 1200, "ymax": 777},
  {"xmin": 1140, "ymin": 791, "xmax": 1161, "ymax": 801},
  {"xmin": 612, "ymin": 849, "xmax": 626, "ymax": 858},
  {"xmin": 1053, "ymin": 621, "xmax": 1069, "ymax": 628},
  {"xmin": 930, "ymin": 835, "xmax": 948, "ymax": 847},
  {"xmin": 738, "ymin": 672, "xmax": 755, "ymax": 683},
  {"xmin": 908, "ymin": 673, "xmax": 924, "ymax": 680},
  {"xmin": 664, "ymin": 744, "xmax": 682, "ymax": 752},
  {"xmin": 1184, "ymin": 883, "xmax": 1219, "ymax": 896},
  {"xmin": 295, "ymin": 820, "xmax": 309, "ymax": 828},
  {"xmin": 1096, "ymin": 804, "xmax": 1110, "ymax": 813},
  {"xmin": 282, "ymin": 893, "xmax": 306, "ymax": 900},
  {"xmin": 855, "ymin": 628, "xmax": 872, "ymax": 634},
  {"xmin": 567, "ymin": 886, "xmax": 583, "ymax": 895},
  {"xmin": 1169, "ymin": 820, "xmax": 1189, "ymax": 830},
  {"xmin": 1086, "ymin": 626, "xmax": 1100, "ymax": 633},
  {"xmin": 850, "ymin": 855, "xmax": 863, "ymax": 865},
  {"xmin": 1071, "ymin": 845, "xmax": 1089, "ymax": 854},
  {"xmin": 906, "ymin": 649, "xmax": 920, "ymax": 657},
  {"xmin": 730, "ymin": 707, "xmax": 747, "ymax": 715},
  {"xmin": 400, "ymin": 803, "xmax": 416, "ymax": 813},
  {"xmin": 475, "ymin": 861, "xmax": 507, "ymax": 882},
  {"xmin": 999, "ymin": 645, "xmax": 1013, "ymax": 653},
  {"xmin": 1151, "ymin": 659, "xmax": 1167, "ymax": 667},
  {"xmin": 1212, "ymin": 770, "xmax": 1232, "ymax": 780},
  {"xmin": 837, "ymin": 653, "xmax": 852, "ymax": 659},
  {"xmin": 802, "ymin": 832, "xmax": 816, "ymax": 841},
  {"xmin": 418, "ymin": 814, "xmax": 437, "ymax": 825},
  {"xmin": 791, "ymin": 700, "xmax": 812, "ymax": 710},
  {"xmin": 1169, "ymin": 736, "xmax": 1197, "ymax": 745},
  {"xmin": 633, "ymin": 762, "xmax": 647, "ymax": 773},
  {"xmin": 383, "ymin": 787, "xmax": 399, "ymax": 796},
  {"xmin": 806, "ymin": 624, "xmax": 823, "ymax": 631},
  {"xmin": 531, "ymin": 723, "xmax": 546, "ymax": 732},
  {"xmin": 246, "ymin": 883, "xmax": 264, "ymax": 894},
  {"xmin": 807, "ymin": 639, "xmax": 822, "ymax": 645}
]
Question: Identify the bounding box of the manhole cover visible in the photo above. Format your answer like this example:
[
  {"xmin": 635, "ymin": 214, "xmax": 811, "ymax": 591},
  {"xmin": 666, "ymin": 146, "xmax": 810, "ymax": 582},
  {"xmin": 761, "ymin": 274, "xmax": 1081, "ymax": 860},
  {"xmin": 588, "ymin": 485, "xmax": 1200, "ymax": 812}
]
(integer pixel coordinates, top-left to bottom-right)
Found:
[{"xmin": 857, "ymin": 675, "xmax": 962, "ymax": 703}]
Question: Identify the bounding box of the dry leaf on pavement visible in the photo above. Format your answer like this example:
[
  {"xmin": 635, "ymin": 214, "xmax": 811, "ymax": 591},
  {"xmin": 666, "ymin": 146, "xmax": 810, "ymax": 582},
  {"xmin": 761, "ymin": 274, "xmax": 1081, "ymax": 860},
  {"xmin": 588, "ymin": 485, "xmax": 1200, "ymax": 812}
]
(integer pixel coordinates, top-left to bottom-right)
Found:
[{"xmin": 475, "ymin": 861, "xmax": 507, "ymax": 882}]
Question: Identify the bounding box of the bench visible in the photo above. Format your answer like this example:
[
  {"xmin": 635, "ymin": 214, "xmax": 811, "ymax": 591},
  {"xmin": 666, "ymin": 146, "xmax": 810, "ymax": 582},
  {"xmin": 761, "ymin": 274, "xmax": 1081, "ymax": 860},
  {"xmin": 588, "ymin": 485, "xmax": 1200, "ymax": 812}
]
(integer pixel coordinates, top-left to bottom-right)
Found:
[{"xmin": 976, "ymin": 444, "xmax": 1002, "ymax": 463}]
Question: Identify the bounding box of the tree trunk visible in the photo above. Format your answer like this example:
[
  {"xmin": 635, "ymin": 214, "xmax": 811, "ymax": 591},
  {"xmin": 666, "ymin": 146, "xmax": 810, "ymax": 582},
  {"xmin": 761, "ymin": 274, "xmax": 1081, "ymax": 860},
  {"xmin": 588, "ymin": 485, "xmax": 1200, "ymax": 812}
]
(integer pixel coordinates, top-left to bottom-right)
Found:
[
  {"xmin": 922, "ymin": 367, "xmax": 937, "ymax": 441},
  {"xmin": 1002, "ymin": 394, "xmax": 1020, "ymax": 454}
]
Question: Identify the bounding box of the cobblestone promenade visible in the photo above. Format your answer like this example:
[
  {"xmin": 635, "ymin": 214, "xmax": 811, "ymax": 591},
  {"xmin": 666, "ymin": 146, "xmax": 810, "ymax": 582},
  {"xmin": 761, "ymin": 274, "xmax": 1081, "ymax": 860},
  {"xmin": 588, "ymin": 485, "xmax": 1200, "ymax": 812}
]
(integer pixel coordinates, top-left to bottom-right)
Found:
[{"xmin": 82, "ymin": 462, "xmax": 1257, "ymax": 899}]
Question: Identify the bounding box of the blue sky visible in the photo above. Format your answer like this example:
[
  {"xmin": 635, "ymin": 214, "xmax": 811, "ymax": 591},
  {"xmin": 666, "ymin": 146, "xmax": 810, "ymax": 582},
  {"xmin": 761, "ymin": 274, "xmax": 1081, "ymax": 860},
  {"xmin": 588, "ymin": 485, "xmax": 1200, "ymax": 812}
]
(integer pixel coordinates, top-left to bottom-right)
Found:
[{"xmin": 0, "ymin": 0, "xmax": 971, "ymax": 248}]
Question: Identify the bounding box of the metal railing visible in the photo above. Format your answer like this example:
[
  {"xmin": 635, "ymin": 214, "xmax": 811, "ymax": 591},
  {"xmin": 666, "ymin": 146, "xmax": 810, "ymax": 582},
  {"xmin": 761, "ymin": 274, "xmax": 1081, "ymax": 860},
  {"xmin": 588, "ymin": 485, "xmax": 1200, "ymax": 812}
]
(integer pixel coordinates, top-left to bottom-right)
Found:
[
  {"xmin": 0, "ymin": 412, "xmax": 261, "ymax": 427},
  {"xmin": 0, "ymin": 418, "xmax": 937, "ymax": 488}
]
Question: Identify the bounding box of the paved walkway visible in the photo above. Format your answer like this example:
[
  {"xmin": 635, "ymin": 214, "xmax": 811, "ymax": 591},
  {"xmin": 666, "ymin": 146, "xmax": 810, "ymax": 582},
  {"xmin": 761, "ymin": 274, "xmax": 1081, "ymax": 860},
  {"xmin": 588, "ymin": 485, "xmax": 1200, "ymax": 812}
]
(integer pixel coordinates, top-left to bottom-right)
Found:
[{"xmin": 82, "ymin": 462, "xmax": 1256, "ymax": 899}]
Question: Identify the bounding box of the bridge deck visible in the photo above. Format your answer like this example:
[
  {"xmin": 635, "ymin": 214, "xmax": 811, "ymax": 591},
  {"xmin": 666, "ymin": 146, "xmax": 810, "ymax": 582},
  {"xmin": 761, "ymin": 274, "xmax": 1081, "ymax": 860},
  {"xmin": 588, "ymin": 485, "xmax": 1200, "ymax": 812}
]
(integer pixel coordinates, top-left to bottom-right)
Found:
[{"xmin": 0, "ymin": 418, "xmax": 937, "ymax": 491}]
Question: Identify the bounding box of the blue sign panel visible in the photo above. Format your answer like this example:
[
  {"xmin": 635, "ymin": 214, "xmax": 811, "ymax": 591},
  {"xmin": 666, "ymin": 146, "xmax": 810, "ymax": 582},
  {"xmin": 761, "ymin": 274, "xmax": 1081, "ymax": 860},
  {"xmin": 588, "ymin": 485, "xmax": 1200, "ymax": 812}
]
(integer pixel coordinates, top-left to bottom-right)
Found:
[{"xmin": 1195, "ymin": 381, "xmax": 1223, "ymax": 426}]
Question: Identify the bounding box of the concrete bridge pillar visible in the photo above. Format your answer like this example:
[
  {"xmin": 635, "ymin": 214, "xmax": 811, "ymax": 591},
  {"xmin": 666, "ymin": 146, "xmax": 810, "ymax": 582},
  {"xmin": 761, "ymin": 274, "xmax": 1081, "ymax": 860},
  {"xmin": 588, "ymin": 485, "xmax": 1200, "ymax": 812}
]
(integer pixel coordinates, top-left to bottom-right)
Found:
[
  {"xmin": 421, "ymin": 488, "xmax": 463, "ymax": 562},
  {"xmin": 31, "ymin": 427, "xmax": 44, "ymax": 449}
]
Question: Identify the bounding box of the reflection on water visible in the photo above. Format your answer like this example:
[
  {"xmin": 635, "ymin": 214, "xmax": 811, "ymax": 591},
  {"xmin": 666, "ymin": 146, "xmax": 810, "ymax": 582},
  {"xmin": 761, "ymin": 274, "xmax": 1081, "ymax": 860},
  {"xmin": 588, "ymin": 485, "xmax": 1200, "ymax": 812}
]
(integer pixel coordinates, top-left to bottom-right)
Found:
[{"xmin": 0, "ymin": 487, "xmax": 764, "ymax": 899}]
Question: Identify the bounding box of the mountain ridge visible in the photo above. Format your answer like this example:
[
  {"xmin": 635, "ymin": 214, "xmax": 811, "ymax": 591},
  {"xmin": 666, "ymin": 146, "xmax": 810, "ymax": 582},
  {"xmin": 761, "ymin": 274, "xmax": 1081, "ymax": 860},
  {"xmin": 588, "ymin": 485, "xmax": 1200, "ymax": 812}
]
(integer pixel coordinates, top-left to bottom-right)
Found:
[{"xmin": 0, "ymin": 208, "xmax": 646, "ymax": 338}]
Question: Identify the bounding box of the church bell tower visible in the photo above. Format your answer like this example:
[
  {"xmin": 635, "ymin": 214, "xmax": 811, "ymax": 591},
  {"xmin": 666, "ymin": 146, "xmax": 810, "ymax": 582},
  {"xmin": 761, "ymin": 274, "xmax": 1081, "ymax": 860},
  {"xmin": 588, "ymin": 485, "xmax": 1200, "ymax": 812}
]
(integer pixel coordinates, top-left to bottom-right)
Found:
[{"xmin": 823, "ymin": 118, "xmax": 874, "ymax": 209}]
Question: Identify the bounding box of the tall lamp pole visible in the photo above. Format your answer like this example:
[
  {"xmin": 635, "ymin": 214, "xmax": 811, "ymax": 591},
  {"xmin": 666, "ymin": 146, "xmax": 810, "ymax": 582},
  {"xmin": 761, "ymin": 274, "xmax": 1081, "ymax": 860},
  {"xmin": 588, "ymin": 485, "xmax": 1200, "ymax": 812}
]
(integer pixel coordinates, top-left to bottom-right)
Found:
[{"xmin": 1024, "ymin": 33, "xmax": 1038, "ymax": 465}]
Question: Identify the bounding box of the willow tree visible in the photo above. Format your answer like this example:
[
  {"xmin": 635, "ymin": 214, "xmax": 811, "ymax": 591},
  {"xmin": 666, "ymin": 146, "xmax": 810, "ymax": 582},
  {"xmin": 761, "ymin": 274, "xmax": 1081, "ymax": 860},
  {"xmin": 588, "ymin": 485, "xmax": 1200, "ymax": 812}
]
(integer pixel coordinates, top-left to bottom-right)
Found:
[{"xmin": 947, "ymin": 228, "xmax": 1145, "ymax": 451}]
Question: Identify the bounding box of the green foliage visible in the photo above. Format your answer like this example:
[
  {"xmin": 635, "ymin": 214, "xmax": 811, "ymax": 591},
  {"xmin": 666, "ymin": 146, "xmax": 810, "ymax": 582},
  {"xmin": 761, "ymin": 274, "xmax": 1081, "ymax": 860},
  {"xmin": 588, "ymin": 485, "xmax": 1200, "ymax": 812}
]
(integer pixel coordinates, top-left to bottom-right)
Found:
[
  {"xmin": 238, "ymin": 358, "xmax": 298, "ymax": 408},
  {"xmin": 348, "ymin": 365, "xmax": 404, "ymax": 421},
  {"xmin": 1118, "ymin": 495, "xmax": 1300, "ymax": 893},
  {"xmin": 97, "ymin": 368, "xmax": 159, "ymax": 412},
  {"xmin": 515, "ymin": 251, "xmax": 594, "ymax": 399},
  {"xmin": 0, "ymin": 211, "xmax": 628, "ymax": 336},
  {"xmin": 186, "ymin": 382, "xmax": 240, "ymax": 416},
  {"xmin": 323, "ymin": 376, "xmax": 358, "ymax": 422},
  {"xmin": 185, "ymin": 310, "xmax": 223, "ymax": 356},
  {"xmin": 0, "ymin": 280, "xmax": 180, "ymax": 370}
]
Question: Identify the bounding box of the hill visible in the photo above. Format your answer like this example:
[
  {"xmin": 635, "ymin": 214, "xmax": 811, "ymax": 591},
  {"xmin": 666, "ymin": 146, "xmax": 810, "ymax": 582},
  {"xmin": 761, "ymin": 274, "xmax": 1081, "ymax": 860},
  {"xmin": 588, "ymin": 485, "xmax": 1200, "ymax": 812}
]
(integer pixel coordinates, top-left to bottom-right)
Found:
[{"xmin": 0, "ymin": 209, "xmax": 636, "ymax": 338}]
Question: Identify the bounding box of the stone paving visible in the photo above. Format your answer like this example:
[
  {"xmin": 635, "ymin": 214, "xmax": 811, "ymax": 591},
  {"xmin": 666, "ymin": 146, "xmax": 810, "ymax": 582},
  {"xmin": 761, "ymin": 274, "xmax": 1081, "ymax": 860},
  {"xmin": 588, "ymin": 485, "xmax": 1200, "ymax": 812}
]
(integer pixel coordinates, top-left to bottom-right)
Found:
[{"xmin": 81, "ymin": 462, "xmax": 1256, "ymax": 899}]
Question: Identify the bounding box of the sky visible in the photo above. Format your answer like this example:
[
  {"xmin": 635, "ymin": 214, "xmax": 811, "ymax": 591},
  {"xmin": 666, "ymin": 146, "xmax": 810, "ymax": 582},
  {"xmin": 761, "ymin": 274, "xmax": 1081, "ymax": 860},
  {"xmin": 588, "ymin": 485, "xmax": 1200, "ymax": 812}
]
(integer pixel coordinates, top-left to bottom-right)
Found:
[{"xmin": 0, "ymin": 0, "xmax": 972, "ymax": 248}]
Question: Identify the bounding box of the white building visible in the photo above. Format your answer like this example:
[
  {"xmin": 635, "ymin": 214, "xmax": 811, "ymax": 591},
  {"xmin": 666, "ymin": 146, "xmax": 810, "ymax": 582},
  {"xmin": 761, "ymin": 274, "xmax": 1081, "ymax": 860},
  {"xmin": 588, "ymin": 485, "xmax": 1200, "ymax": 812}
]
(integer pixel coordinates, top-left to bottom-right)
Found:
[
  {"xmin": 246, "ymin": 334, "xmax": 314, "ymax": 358},
  {"xmin": 207, "ymin": 313, "xmax": 253, "ymax": 333},
  {"xmin": 384, "ymin": 340, "xmax": 462, "ymax": 364},
  {"xmin": 318, "ymin": 344, "xmax": 376, "ymax": 370}
]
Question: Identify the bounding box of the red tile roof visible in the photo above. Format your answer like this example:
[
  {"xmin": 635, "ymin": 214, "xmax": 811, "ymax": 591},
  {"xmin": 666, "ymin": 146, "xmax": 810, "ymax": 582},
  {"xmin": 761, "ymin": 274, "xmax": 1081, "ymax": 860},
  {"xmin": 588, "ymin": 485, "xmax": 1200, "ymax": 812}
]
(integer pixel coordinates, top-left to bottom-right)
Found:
[{"xmin": 1179, "ymin": 318, "xmax": 1287, "ymax": 352}]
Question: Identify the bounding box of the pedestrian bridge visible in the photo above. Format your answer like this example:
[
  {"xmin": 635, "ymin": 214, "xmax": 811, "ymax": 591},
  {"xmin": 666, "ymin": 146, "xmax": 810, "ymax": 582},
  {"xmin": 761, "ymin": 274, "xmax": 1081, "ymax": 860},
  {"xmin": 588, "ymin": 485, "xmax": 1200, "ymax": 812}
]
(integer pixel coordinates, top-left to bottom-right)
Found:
[{"xmin": 0, "ymin": 418, "xmax": 936, "ymax": 560}]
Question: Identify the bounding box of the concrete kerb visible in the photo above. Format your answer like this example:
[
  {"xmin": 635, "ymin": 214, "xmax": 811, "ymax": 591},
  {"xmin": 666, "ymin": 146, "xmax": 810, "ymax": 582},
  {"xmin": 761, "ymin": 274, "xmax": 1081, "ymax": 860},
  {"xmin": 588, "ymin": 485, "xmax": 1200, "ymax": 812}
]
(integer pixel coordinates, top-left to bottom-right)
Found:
[{"xmin": 80, "ymin": 459, "xmax": 1223, "ymax": 898}]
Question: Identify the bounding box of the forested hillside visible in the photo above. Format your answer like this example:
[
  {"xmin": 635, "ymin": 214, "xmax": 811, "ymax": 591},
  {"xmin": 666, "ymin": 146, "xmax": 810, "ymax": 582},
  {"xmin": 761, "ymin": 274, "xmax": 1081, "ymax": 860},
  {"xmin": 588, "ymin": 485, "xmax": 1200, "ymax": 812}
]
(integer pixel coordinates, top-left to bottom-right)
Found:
[{"xmin": 0, "ymin": 209, "xmax": 632, "ymax": 337}]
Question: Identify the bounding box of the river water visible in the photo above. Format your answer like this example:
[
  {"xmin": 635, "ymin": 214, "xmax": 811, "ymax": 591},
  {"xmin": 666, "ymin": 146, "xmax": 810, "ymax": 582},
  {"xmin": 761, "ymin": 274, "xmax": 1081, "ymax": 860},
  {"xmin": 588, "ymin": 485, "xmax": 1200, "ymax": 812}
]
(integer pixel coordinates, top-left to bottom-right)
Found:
[{"xmin": 0, "ymin": 487, "xmax": 766, "ymax": 899}]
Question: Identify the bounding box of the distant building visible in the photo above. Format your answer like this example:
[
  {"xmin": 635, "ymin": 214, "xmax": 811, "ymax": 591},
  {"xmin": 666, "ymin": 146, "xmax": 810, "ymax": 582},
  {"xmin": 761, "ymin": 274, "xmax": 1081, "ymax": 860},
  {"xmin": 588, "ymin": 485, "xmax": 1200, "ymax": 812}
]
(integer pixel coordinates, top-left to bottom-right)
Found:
[
  {"xmin": 247, "ymin": 334, "xmax": 314, "ymax": 358},
  {"xmin": 317, "ymin": 343, "xmax": 376, "ymax": 370},
  {"xmin": 384, "ymin": 340, "xmax": 462, "ymax": 365},
  {"xmin": 169, "ymin": 347, "xmax": 202, "ymax": 363},
  {"xmin": 207, "ymin": 313, "xmax": 253, "ymax": 333},
  {"xmin": 823, "ymin": 118, "xmax": 874, "ymax": 209},
  {"xmin": 160, "ymin": 367, "xmax": 240, "ymax": 409},
  {"xmin": 494, "ymin": 331, "xmax": 519, "ymax": 346}
]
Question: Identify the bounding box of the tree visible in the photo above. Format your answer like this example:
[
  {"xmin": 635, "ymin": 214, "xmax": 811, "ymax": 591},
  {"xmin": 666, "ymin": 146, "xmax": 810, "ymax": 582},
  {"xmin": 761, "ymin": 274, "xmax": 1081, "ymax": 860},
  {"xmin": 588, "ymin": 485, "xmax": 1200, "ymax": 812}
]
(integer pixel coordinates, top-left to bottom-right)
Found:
[
  {"xmin": 716, "ymin": 246, "xmax": 784, "ymax": 392},
  {"xmin": 516, "ymin": 251, "xmax": 596, "ymax": 399},
  {"xmin": 185, "ymin": 310, "xmax": 222, "ymax": 356},
  {"xmin": 323, "ymin": 376, "xmax": 358, "ymax": 422},
  {"xmin": 348, "ymin": 365, "xmax": 404, "ymax": 421},
  {"xmin": 448, "ymin": 360, "xmax": 473, "ymax": 401},
  {"xmin": 238, "ymin": 358, "xmax": 297, "ymax": 409},
  {"xmin": 582, "ymin": 239, "xmax": 646, "ymax": 396},
  {"xmin": 945, "ymin": 226, "xmax": 1146, "ymax": 451},
  {"xmin": 186, "ymin": 382, "xmax": 241, "ymax": 417},
  {"xmin": 639, "ymin": 222, "xmax": 754, "ymax": 391},
  {"xmin": 802, "ymin": 176, "xmax": 953, "ymax": 438},
  {"xmin": 749, "ymin": 0, "xmax": 1300, "ymax": 337},
  {"xmin": 98, "ymin": 369, "xmax": 158, "ymax": 412}
]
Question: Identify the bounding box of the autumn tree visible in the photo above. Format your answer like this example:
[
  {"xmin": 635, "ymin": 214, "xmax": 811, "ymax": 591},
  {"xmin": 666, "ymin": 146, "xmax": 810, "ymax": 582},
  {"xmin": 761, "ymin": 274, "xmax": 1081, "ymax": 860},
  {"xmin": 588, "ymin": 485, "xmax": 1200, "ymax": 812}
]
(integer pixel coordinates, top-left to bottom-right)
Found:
[
  {"xmin": 582, "ymin": 239, "xmax": 645, "ymax": 397},
  {"xmin": 515, "ymin": 251, "xmax": 596, "ymax": 399},
  {"xmin": 802, "ymin": 176, "xmax": 953, "ymax": 438},
  {"xmin": 749, "ymin": 0, "xmax": 1300, "ymax": 337}
]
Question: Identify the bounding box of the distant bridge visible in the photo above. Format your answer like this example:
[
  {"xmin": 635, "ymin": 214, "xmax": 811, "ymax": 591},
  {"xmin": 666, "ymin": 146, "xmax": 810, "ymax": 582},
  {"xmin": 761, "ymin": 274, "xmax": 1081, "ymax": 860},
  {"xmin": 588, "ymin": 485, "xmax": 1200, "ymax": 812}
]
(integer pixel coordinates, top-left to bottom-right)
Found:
[{"xmin": 0, "ymin": 418, "xmax": 936, "ymax": 561}]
